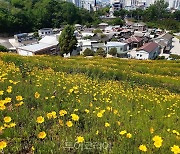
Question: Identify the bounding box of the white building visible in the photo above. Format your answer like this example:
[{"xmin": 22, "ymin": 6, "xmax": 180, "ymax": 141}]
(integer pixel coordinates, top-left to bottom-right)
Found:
[
  {"xmin": 106, "ymin": 42, "xmax": 129, "ymax": 55},
  {"xmin": 135, "ymin": 42, "xmax": 160, "ymax": 59},
  {"xmin": 38, "ymin": 28, "xmax": 53, "ymax": 37},
  {"xmin": 17, "ymin": 35, "xmax": 59, "ymax": 56},
  {"xmin": 111, "ymin": 0, "xmax": 180, "ymax": 10}
]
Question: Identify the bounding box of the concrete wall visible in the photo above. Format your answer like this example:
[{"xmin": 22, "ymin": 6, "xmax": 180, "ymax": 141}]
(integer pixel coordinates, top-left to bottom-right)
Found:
[
  {"xmin": 135, "ymin": 46, "xmax": 160, "ymax": 60},
  {"xmin": 17, "ymin": 49, "xmax": 34, "ymax": 56}
]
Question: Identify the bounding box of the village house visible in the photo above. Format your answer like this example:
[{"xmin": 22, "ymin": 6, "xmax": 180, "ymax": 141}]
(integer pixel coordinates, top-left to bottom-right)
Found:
[
  {"xmin": 124, "ymin": 36, "xmax": 144, "ymax": 49},
  {"xmin": 133, "ymin": 22, "xmax": 147, "ymax": 31},
  {"xmin": 38, "ymin": 28, "xmax": 53, "ymax": 37},
  {"xmin": 17, "ymin": 35, "xmax": 59, "ymax": 56},
  {"xmin": 0, "ymin": 39, "xmax": 16, "ymax": 51},
  {"xmin": 135, "ymin": 42, "xmax": 160, "ymax": 60},
  {"xmin": 98, "ymin": 23, "xmax": 109, "ymax": 30},
  {"xmin": 106, "ymin": 42, "xmax": 129, "ymax": 57},
  {"xmin": 91, "ymin": 42, "xmax": 106, "ymax": 52},
  {"xmin": 78, "ymin": 39, "xmax": 97, "ymax": 54},
  {"xmin": 78, "ymin": 39, "xmax": 129, "ymax": 57},
  {"xmin": 90, "ymin": 33, "xmax": 115, "ymax": 42},
  {"xmin": 153, "ymin": 33, "xmax": 173, "ymax": 53},
  {"xmin": 74, "ymin": 24, "xmax": 82, "ymax": 31}
]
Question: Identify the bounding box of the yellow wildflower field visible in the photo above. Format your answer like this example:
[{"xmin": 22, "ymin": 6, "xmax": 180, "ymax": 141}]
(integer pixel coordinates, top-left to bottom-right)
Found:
[{"xmin": 0, "ymin": 53, "xmax": 179, "ymax": 153}]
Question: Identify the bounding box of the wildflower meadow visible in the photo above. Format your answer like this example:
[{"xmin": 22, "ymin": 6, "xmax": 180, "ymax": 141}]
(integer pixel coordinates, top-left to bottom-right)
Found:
[{"xmin": 0, "ymin": 53, "xmax": 179, "ymax": 153}]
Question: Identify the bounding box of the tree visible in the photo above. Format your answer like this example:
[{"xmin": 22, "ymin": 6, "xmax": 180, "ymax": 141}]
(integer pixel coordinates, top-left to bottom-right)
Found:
[
  {"xmin": 110, "ymin": 18, "xmax": 124, "ymax": 26},
  {"xmin": 174, "ymin": 10, "xmax": 180, "ymax": 21},
  {"xmin": 95, "ymin": 48, "xmax": 106, "ymax": 57},
  {"xmin": 93, "ymin": 29, "xmax": 102, "ymax": 34},
  {"xmin": 108, "ymin": 48, "xmax": 117, "ymax": 56},
  {"xmin": 0, "ymin": 0, "xmax": 97, "ymax": 34},
  {"xmin": 59, "ymin": 25, "xmax": 77, "ymax": 56},
  {"xmin": 144, "ymin": 0, "xmax": 168, "ymax": 21},
  {"xmin": 83, "ymin": 48, "xmax": 94, "ymax": 56},
  {"xmin": 114, "ymin": 9, "xmax": 127, "ymax": 19},
  {"xmin": 0, "ymin": 45, "xmax": 8, "ymax": 52}
]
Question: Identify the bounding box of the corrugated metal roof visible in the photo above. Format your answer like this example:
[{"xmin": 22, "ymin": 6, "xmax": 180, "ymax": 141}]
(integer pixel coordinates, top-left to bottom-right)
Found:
[
  {"xmin": 17, "ymin": 43, "xmax": 54, "ymax": 52},
  {"xmin": 137, "ymin": 42, "xmax": 159, "ymax": 53}
]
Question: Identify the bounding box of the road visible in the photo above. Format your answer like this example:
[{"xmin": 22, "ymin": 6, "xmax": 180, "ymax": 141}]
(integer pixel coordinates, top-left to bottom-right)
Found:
[{"xmin": 170, "ymin": 37, "xmax": 180, "ymax": 55}]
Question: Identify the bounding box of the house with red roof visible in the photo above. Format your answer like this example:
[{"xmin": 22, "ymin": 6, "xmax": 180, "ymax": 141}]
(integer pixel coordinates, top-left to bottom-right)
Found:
[
  {"xmin": 135, "ymin": 42, "xmax": 160, "ymax": 60},
  {"xmin": 124, "ymin": 36, "xmax": 143, "ymax": 49}
]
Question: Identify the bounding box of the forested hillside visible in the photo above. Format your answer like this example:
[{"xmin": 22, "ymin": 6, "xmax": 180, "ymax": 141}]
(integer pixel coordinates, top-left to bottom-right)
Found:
[{"xmin": 0, "ymin": 0, "xmax": 97, "ymax": 33}]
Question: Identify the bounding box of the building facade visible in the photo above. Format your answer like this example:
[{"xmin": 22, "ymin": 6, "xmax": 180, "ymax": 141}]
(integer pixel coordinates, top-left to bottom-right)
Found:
[{"xmin": 111, "ymin": 0, "xmax": 180, "ymax": 11}]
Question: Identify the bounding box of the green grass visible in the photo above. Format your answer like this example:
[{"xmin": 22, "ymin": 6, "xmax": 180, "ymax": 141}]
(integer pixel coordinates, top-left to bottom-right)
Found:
[
  {"xmin": 0, "ymin": 53, "xmax": 179, "ymax": 153},
  {"xmin": 176, "ymin": 36, "xmax": 180, "ymax": 40}
]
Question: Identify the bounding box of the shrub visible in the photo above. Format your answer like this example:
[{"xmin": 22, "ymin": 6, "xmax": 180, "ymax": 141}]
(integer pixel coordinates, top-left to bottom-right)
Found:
[
  {"xmin": 93, "ymin": 29, "xmax": 102, "ymax": 34},
  {"xmin": 83, "ymin": 48, "xmax": 94, "ymax": 56},
  {"xmin": 95, "ymin": 48, "xmax": 106, "ymax": 57},
  {"xmin": 0, "ymin": 45, "xmax": 8, "ymax": 52},
  {"xmin": 156, "ymin": 56, "xmax": 165, "ymax": 60},
  {"xmin": 33, "ymin": 32, "xmax": 39, "ymax": 38},
  {"xmin": 169, "ymin": 54, "xmax": 180, "ymax": 60},
  {"xmin": 108, "ymin": 48, "xmax": 117, "ymax": 56}
]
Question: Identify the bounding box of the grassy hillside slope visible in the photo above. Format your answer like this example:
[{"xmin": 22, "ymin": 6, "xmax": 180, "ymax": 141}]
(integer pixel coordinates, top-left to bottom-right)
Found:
[{"xmin": 0, "ymin": 53, "xmax": 179, "ymax": 153}]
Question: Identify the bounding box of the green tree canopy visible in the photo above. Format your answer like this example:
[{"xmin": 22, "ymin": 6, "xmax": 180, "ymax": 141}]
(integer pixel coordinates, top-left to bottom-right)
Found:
[
  {"xmin": 59, "ymin": 25, "xmax": 77, "ymax": 56},
  {"xmin": 0, "ymin": 45, "xmax": 8, "ymax": 52},
  {"xmin": 144, "ymin": 0, "xmax": 169, "ymax": 21},
  {"xmin": 95, "ymin": 47, "xmax": 106, "ymax": 57},
  {"xmin": 0, "ymin": 0, "xmax": 98, "ymax": 33},
  {"xmin": 108, "ymin": 48, "xmax": 117, "ymax": 56},
  {"xmin": 83, "ymin": 48, "xmax": 94, "ymax": 56}
]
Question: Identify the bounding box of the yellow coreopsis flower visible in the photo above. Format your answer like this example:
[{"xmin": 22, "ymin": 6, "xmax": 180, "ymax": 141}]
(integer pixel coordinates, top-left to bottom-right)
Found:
[
  {"xmin": 6, "ymin": 86, "xmax": 12, "ymax": 93},
  {"xmin": 16, "ymin": 95, "xmax": 23, "ymax": 101},
  {"xmin": 154, "ymin": 141, "xmax": 162, "ymax": 148},
  {"xmin": 0, "ymin": 105, "xmax": 6, "ymax": 110},
  {"xmin": 0, "ymin": 140, "xmax": 7, "ymax": 150},
  {"xmin": 152, "ymin": 136, "xmax": 163, "ymax": 143},
  {"xmin": 85, "ymin": 109, "xmax": 89, "ymax": 113},
  {"xmin": 152, "ymin": 135, "xmax": 163, "ymax": 148},
  {"xmin": 105, "ymin": 122, "xmax": 110, "ymax": 127},
  {"xmin": 15, "ymin": 101, "xmax": 24, "ymax": 107},
  {"xmin": 139, "ymin": 144, "xmax": 147, "ymax": 152},
  {"xmin": 47, "ymin": 113, "xmax": 52, "ymax": 119},
  {"xmin": 66, "ymin": 121, "xmax": 73, "ymax": 127},
  {"xmin": 51, "ymin": 111, "xmax": 57, "ymax": 118},
  {"xmin": 120, "ymin": 130, "xmax": 127, "ymax": 135},
  {"xmin": 0, "ymin": 91, "xmax": 4, "ymax": 95},
  {"xmin": 35, "ymin": 92, "xmax": 40, "ymax": 99},
  {"xmin": 59, "ymin": 120, "xmax": 64, "ymax": 126},
  {"xmin": 38, "ymin": 131, "xmax": 46, "ymax": 139},
  {"xmin": 71, "ymin": 114, "xmax": 79, "ymax": 121},
  {"xmin": 96, "ymin": 130, "xmax": 99, "ymax": 135},
  {"xmin": 4, "ymin": 116, "xmax": 12, "ymax": 123},
  {"xmin": 36, "ymin": 116, "xmax": 44, "ymax": 123},
  {"xmin": 0, "ymin": 126, "xmax": 5, "ymax": 131},
  {"xmin": 31, "ymin": 146, "xmax": 35, "ymax": 151},
  {"xmin": 97, "ymin": 112, "xmax": 103, "ymax": 118},
  {"xmin": 126, "ymin": 133, "xmax": 132, "ymax": 138},
  {"xmin": 4, "ymin": 97, "xmax": 12, "ymax": 103},
  {"xmin": 150, "ymin": 127, "xmax": 154, "ymax": 134},
  {"xmin": 59, "ymin": 110, "xmax": 67, "ymax": 116},
  {"xmin": 171, "ymin": 145, "xmax": 180, "ymax": 154},
  {"xmin": 117, "ymin": 121, "xmax": 121, "ymax": 126},
  {"xmin": 76, "ymin": 136, "xmax": 84, "ymax": 143},
  {"xmin": 9, "ymin": 122, "xmax": 16, "ymax": 128}
]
